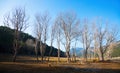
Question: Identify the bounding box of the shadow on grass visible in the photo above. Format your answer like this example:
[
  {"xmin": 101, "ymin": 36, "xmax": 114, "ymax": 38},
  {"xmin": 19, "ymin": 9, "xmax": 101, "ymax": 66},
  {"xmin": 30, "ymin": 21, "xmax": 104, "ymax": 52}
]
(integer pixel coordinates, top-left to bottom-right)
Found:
[
  {"xmin": 0, "ymin": 64, "xmax": 120, "ymax": 73},
  {"xmin": 0, "ymin": 54, "xmax": 120, "ymax": 73}
]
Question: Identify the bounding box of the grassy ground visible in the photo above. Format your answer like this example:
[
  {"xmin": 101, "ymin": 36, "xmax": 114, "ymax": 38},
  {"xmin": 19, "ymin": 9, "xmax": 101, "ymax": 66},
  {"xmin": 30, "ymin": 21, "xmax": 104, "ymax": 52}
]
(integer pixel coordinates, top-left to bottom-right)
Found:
[{"xmin": 0, "ymin": 54, "xmax": 120, "ymax": 73}]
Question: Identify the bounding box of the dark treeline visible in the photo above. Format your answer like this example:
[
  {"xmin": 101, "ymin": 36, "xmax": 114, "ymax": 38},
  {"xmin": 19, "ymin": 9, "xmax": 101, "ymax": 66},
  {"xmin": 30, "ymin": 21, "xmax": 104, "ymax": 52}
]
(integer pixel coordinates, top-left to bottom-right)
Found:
[{"xmin": 0, "ymin": 26, "xmax": 66, "ymax": 57}]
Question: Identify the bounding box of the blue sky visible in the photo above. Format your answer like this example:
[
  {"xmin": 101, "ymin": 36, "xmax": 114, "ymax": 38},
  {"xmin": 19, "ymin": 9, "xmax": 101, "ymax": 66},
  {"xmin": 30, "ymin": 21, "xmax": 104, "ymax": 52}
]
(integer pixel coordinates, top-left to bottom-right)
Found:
[{"xmin": 0, "ymin": 0, "xmax": 120, "ymax": 51}]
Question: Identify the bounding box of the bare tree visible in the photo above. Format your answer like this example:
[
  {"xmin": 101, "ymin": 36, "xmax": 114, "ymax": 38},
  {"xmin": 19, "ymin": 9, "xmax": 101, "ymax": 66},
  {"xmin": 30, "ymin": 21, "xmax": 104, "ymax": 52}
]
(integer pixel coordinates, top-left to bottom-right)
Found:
[
  {"xmin": 34, "ymin": 12, "xmax": 50, "ymax": 62},
  {"xmin": 34, "ymin": 14, "xmax": 43, "ymax": 62},
  {"xmin": 48, "ymin": 24, "xmax": 56, "ymax": 61},
  {"xmin": 81, "ymin": 19, "xmax": 92, "ymax": 61},
  {"xmin": 92, "ymin": 23, "xmax": 99, "ymax": 60},
  {"xmin": 55, "ymin": 12, "xmax": 80, "ymax": 63},
  {"xmin": 41, "ymin": 13, "xmax": 50, "ymax": 62},
  {"xmin": 56, "ymin": 25, "xmax": 61, "ymax": 63},
  {"xmin": 97, "ymin": 24, "xmax": 107, "ymax": 61},
  {"xmin": 54, "ymin": 17, "xmax": 62, "ymax": 63},
  {"xmin": 93, "ymin": 21, "xmax": 118, "ymax": 61},
  {"xmin": 3, "ymin": 13, "xmax": 10, "ymax": 27},
  {"xmin": 104, "ymin": 42, "xmax": 116, "ymax": 59},
  {"xmin": 3, "ymin": 7, "xmax": 28, "ymax": 62}
]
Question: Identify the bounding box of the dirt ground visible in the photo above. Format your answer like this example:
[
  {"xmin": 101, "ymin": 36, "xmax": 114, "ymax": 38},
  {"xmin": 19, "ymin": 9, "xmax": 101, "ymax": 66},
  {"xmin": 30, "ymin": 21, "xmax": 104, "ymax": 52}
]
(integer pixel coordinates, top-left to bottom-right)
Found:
[
  {"xmin": 0, "ymin": 55, "xmax": 120, "ymax": 73},
  {"xmin": 0, "ymin": 62, "xmax": 120, "ymax": 73}
]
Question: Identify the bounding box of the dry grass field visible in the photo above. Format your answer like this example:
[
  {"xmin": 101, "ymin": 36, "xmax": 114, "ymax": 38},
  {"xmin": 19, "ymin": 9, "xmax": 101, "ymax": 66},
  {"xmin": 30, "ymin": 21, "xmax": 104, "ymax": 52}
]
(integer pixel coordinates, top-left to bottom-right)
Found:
[{"xmin": 0, "ymin": 54, "xmax": 120, "ymax": 73}]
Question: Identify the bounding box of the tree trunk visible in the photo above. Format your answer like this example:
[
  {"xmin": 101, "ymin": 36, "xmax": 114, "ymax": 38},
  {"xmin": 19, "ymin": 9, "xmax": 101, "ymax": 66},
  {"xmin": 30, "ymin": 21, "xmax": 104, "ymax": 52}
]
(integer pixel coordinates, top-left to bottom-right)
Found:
[
  {"xmin": 40, "ymin": 43, "xmax": 43, "ymax": 63},
  {"xmin": 58, "ymin": 48, "xmax": 60, "ymax": 62},
  {"xmin": 35, "ymin": 40, "xmax": 39, "ymax": 62},
  {"xmin": 41, "ymin": 44, "xmax": 46, "ymax": 63},
  {"xmin": 13, "ymin": 47, "xmax": 17, "ymax": 62},
  {"xmin": 66, "ymin": 42, "xmax": 70, "ymax": 63},
  {"xmin": 35, "ymin": 45, "xmax": 38, "ymax": 62},
  {"xmin": 84, "ymin": 49, "xmax": 88, "ymax": 62},
  {"xmin": 48, "ymin": 45, "xmax": 53, "ymax": 62},
  {"xmin": 99, "ymin": 46, "xmax": 104, "ymax": 61},
  {"xmin": 48, "ymin": 49, "xmax": 51, "ymax": 61},
  {"xmin": 41, "ymin": 49, "xmax": 44, "ymax": 63},
  {"xmin": 101, "ymin": 52, "xmax": 104, "ymax": 61},
  {"xmin": 36, "ymin": 53, "xmax": 39, "ymax": 62},
  {"xmin": 72, "ymin": 48, "xmax": 76, "ymax": 62},
  {"xmin": 13, "ymin": 30, "xmax": 18, "ymax": 62},
  {"xmin": 66, "ymin": 51, "xmax": 70, "ymax": 63},
  {"xmin": 41, "ymin": 56, "xmax": 43, "ymax": 63},
  {"xmin": 40, "ymin": 42, "xmax": 45, "ymax": 63},
  {"xmin": 74, "ymin": 49, "xmax": 76, "ymax": 62},
  {"xmin": 57, "ymin": 31, "xmax": 61, "ymax": 63}
]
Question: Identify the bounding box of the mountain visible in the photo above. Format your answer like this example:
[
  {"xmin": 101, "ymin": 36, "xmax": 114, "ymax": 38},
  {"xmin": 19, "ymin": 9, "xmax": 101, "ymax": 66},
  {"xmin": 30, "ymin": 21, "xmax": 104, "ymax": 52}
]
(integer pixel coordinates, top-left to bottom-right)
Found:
[
  {"xmin": 70, "ymin": 47, "xmax": 95, "ymax": 57},
  {"xmin": 0, "ymin": 26, "xmax": 66, "ymax": 57},
  {"xmin": 70, "ymin": 47, "xmax": 84, "ymax": 57}
]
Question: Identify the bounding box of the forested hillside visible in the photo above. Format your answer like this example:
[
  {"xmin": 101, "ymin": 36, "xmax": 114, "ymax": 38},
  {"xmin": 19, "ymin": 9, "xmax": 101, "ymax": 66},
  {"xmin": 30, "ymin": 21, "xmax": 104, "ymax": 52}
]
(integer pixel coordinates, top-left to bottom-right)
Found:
[
  {"xmin": 0, "ymin": 26, "xmax": 66, "ymax": 57},
  {"xmin": 111, "ymin": 42, "xmax": 120, "ymax": 57}
]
